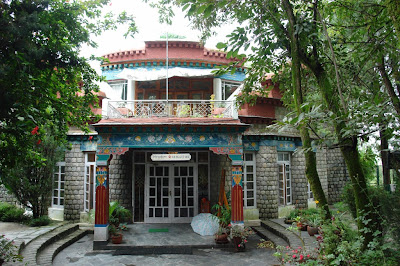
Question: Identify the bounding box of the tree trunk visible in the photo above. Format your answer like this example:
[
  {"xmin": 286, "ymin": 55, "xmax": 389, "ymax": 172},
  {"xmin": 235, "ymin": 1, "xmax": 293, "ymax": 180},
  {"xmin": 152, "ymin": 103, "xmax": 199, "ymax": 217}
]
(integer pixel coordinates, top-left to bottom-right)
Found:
[
  {"xmin": 312, "ymin": 68, "xmax": 378, "ymax": 250},
  {"xmin": 380, "ymin": 128, "xmax": 391, "ymax": 191},
  {"xmin": 377, "ymin": 56, "xmax": 400, "ymax": 115},
  {"xmin": 282, "ymin": 0, "xmax": 331, "ymax": 220}
]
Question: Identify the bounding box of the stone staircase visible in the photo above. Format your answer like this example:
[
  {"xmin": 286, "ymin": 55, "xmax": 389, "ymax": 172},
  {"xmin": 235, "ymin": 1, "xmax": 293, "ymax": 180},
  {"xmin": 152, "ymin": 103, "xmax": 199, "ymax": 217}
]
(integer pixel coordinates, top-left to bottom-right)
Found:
[
  {"xmin": 8, "ymin": 223, "xmax": 91, "ymax": 266},
  {"xmin": 252, "ymin": 219, "xmax": 318, "ymax": 251}
]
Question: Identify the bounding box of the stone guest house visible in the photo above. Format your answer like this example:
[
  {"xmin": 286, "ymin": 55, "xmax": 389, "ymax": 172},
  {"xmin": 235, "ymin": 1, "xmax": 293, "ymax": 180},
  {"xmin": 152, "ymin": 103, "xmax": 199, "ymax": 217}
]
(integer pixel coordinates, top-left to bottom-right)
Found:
[{"xmin": 0, "ymin": 40, "xmax": 348, "ymax": 244}]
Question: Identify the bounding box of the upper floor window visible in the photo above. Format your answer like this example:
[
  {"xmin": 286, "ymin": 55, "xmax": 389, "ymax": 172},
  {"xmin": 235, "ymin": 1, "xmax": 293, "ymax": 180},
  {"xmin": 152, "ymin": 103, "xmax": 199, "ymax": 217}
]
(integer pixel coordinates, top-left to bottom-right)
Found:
[
  {"xmin": 278, "ymin": 152, "xmax": 292, "ymax": 205},
  {"xmin": 222, "ymin": 80, "xmax": 241, "ymax": 100},
  {"xmin": 109, "ymin": 80, "xmax": 128, "ymax": 100}
]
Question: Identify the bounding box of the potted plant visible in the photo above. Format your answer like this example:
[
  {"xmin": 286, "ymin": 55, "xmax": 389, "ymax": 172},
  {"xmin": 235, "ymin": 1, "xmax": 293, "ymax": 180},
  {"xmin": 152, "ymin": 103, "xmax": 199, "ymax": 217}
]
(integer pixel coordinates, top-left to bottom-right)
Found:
[
  {"xmin": 109, "ymin": 224, "xmax": 123, "ymax": 244},
  {"xmin": 294, "ymin": 216, "xmax": 308, "ymax": 231},
  {"xmin": 230, "ymin": 225, "xmax": 253, "ymax": 252},
  {"xmin": 109, "ymin": 201, "xmax": 132, "ymax": 227},
  {"xmin": 214, "ymin": 226, "xmax": 229, "ymax": 244},
  {"xmin": 306, "ymin": 218, "xmax": 320, "ymax": 236},
  {"xmin": 212, "ymin": 203, "xmax": 231, "ymax": 244}
]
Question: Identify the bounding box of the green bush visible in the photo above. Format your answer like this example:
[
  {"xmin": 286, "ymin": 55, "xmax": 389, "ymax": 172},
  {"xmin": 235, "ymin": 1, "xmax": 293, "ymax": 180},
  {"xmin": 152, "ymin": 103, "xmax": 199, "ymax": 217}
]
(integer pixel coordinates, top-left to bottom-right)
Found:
[
  {"xmin": 29, "ymin": 216, "xmax": 51, "ymax": 227},
  {"xmin": 286, "ymin": 207, "xmax": 320, "ymax": 222},
  {"xmin": 0, "ymin": 202, "xmax": 14, "ymax": 218},
  {"xmin": 315, "ymin": 214, "xmax": 400, "ymax": 265},
  {"xmin": 341, "ymin": 182, "xmax": 357, "ymax": 218},
  {"xmin": 0, "ymin": 202, "xmax": 27, "ymax": 222}
]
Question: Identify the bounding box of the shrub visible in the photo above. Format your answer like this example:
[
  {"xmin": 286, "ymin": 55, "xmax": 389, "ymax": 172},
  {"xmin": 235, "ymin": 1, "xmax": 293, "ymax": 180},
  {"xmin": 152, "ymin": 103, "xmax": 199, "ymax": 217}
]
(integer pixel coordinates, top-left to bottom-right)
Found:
[
  {"xmin": 0, "ymin": 202, "xmax": 27, "ymax": 223},
  {"xmin": 0, "ymin": 234, "xmax": 23, "ymax": 264},
  {"xmin": 29, "ymin": 216, "xmax": 51, "ymax": 227},
  {"xmin": 341, "ymin": 182, "xmax": 357, "ymax": 218}
]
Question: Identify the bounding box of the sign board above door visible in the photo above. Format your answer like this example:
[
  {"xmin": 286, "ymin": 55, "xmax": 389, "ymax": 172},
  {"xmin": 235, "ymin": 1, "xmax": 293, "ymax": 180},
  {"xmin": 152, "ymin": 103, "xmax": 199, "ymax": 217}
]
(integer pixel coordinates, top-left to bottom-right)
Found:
[{"xmin": 151, "ymin": 153, "xmax": 191, "ymax": 161}]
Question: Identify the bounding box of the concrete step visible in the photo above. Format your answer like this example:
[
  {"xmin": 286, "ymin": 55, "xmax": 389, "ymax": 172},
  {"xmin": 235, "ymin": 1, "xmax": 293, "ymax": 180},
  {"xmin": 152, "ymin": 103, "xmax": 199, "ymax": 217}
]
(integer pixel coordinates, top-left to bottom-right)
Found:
[
  {"xmin": 37, "ymin": 229, "xmax": 90, "ymax": 265},
  {"xmin": 261, "ymin": 219, "xmax": 303, "ymax": 248},
  {"xmin": 14, "ymin": 223, "xmax": 79, "ymax": 266},
  {"xmin": 251, "ymin": 226, "xmax": 288, "ymax": 247}
]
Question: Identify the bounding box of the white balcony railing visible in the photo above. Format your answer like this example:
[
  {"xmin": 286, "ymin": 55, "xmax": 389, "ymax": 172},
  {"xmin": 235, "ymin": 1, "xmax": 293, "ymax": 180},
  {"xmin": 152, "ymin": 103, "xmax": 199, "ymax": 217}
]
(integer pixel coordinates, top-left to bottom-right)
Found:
[{"xmin": 106, "ymin": 100, "xmax": 236, "ymax": 119}]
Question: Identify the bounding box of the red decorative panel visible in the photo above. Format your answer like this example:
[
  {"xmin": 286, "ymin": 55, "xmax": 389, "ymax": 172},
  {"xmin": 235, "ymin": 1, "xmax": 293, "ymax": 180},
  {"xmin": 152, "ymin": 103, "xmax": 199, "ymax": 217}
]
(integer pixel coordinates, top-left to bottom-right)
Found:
[
  {"xmin": 95, "ymin": 185, "xmax": 109, "ymax": 225},
  {"xmin": 209, "ymin": 147, "xmax": 242, "ymax": 155},
  {"xmin": 231, "ymin": 185, "xmax": 244, "ymax": 222},
  {"xmin": 98, "ymin": 147, "xmax": 129, "ymax": 155}
]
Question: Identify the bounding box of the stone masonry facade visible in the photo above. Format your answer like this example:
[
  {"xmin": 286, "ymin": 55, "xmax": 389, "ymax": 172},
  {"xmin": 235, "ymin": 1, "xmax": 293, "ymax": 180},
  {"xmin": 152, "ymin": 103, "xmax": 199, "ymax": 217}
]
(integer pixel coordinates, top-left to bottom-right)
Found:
[
  {"xmin": 0, "ymin": 185, "xmax": 18, "ymax": 205},
  {"xmin": 291, "ymin": 149, "xmax": 308, "ymax": 209},
  {"xmin": 64, "ymin": 144, "xmax": 85, "ymax": 222},
  {"xmin": 326, "ymin": 148, "xmax": 348, "ymax": 203},
  {"xmin": 59, "ymin": 142, "xmax": 348, "ymax": 222},
  {"xmin": 109, "ymin": 152, "xmax": 133, "ymax": 215},
  {"xmin": 255, "ymin": 145, "xmax": 279, "ymax": 219}
]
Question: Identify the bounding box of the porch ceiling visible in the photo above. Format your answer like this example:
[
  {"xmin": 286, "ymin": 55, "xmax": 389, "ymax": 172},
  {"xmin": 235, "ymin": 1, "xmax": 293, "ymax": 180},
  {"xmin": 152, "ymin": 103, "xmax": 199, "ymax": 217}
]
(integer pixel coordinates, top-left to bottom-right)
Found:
[{"xmin": 94, "ymin": 117, "xmax": 248, "ymax": 127}]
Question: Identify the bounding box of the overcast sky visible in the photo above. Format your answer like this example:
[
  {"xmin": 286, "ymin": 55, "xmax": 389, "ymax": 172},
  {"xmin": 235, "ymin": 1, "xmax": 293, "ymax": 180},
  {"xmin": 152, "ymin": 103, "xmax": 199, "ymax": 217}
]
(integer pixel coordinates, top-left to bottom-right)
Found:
[{"xmin": 81, "ymin": 0, "xmax": 236, "ymax": 64}]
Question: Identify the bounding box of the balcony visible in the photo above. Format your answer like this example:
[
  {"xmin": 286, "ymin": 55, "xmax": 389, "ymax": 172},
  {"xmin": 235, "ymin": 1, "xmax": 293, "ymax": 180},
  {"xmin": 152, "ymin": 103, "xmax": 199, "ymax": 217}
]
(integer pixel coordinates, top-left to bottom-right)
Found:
[{"xmin": 105, "ymin": 100, "xmax": 237, "ymax": 119}]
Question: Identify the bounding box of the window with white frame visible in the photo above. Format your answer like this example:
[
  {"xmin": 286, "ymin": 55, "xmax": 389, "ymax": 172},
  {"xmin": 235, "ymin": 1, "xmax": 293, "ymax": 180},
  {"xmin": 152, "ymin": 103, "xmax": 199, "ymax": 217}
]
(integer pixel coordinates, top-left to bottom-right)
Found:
[
  {"xmin": 52, "ymin": 162, "xmax": 65, "ymax": 207},
  {"xmin": 243, "ymin": 152, "xmax": 257, "ymax": 208},
  {"xmin": 221, "ymin": 80, "xmax": 241, "ymax": 100},
  {"xmin": 84, "ymin": 152, "xmax": 96, "ymax": 212},
  {"xmin": 278, "ymin": 152, "xmax": 292, "ymax": 205},
  {"xmin": 109, "ymin": 80, "xmax": 128, "ymax": 100},
  {"xmin": 308, "ymin": 182, "xmax": 314, "ymax": 200}
]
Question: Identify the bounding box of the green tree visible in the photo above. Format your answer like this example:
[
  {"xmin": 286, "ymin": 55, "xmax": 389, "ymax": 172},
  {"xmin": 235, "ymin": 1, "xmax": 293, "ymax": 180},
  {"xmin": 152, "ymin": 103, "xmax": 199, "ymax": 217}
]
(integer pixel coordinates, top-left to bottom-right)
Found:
[
  {"xmin": 0, "ymin": 0, "xmax": 136, "ymax": 170},
  {"xmin": 162, "ymin": 0, "xmax": 400, "ymax": 248},
  {"xmin": 1, "ymin": 125, "xmax": 64, "ymax": 218}
]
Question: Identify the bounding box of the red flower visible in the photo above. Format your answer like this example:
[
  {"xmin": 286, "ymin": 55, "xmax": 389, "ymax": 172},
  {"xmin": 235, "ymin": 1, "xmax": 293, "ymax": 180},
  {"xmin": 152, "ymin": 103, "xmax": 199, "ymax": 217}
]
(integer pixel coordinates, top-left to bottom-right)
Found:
[
  {"xmin": 31, "ymin": 126, "xmax": 39, "ymax": 135},
  {"xmin": 89, "ymin": 136, "xmax": 93, "ymax": 140},
  {"xmin": 36, "ymin": 139, "xmax": 41, "ymax": 145},
  {"xmin": 292, "ymin": 254, "xmax": 297, "ymax": 259},
  {"xmin": 300, "ymin": 254, "xmax": 304, "ymax": 261}
]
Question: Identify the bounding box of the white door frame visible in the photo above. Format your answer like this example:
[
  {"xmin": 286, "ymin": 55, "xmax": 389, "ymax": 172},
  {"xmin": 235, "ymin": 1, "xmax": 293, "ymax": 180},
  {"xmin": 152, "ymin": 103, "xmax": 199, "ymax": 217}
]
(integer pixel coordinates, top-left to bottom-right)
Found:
[{"xmin": 144, "ymin": 163, "xmax": 198, "ymax": 223}]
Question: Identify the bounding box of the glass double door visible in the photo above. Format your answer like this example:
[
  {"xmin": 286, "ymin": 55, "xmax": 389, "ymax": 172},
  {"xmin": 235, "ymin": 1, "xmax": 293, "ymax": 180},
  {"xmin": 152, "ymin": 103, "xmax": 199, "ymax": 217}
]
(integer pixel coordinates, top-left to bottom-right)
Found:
[{"xmin": 145, "ymin": 164, "xmax": 198, "ymax": 223}]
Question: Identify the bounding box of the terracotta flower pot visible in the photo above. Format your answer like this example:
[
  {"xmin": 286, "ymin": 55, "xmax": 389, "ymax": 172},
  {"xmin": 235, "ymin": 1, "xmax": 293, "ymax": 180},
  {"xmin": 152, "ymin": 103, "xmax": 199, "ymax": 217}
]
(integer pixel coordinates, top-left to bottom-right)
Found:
[
  {"xmin": 307, "ymin": 226, "xmax": 319, "ymax": 236},
  {"xmin": 297, "ymin": 222, "xmax": 307, "ymax": 231},
  {"xmin": 233, "ymin": 236, "xmax": 246, "ymax": 252},
  {"xmin": 111, "ymin": 233, "xmax": 123, "ymax": 244},
  {"xmin": 215, "ymin": 233, "xmax": 229, "ymax": 244}
]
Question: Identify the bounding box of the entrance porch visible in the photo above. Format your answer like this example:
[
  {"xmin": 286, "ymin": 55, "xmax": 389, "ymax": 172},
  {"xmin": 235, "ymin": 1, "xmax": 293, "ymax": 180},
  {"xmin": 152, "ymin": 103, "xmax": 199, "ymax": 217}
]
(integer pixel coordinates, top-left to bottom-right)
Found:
[
  {"xmin": 92, "ymin": 118, "xmax": 249, "ymax": 246},
  {"xmin": 97, "ymin": 223, "xmax": 230, "ymax": 254}
]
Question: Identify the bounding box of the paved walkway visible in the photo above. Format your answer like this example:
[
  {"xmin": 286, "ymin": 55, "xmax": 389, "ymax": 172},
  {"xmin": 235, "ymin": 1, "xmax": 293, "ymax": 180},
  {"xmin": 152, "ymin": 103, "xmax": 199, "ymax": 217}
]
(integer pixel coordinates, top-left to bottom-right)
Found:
[
  {"xmin": 53, "ymin": 233, "xmax": 277, "ymax": 266},
  {"xmin": 1, "ymin": 219, "xmax": 319, "ymax": 265},
  {"xmin": 1, "ymin": 221, "xmax": 65, "ymax": 250}
]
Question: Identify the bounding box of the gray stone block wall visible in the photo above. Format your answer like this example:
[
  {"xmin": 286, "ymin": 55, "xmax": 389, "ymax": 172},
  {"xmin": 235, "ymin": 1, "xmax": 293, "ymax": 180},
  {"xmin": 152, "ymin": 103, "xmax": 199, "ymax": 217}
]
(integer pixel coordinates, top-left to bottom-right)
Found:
[
  {"xmin": 209, "ymin": 153, "xmax": 231, "ymax": 208},
  {"xmin": 0, "ymin": 185, "xmax": 18, "ymax": 205},
  {"xmin": 327, "ymin": 148, "xmax": 348, "ymax": 203},
  {"xmin": 316, "ymin": 148, "xmax": 329, "ymax": 196},
  {"xmin": 291, "ymin": 149, "xmax": 308, "ymax": 209},
  {"xmin": 109, "ymin": 151, "xmax": 133, "ymax": 214},
  {"xmin": 64, "ymin": 144, "xmax": 85, "ymax": 222},
  {"xmin": 255, "ymin": 145, "xmax": 279, "ymax": 219}
]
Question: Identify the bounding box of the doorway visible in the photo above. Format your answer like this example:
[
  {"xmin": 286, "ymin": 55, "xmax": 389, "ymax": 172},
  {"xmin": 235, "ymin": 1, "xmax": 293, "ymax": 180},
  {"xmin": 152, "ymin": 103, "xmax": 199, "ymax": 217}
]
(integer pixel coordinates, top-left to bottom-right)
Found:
[{"xmin": 145, "ymin": 164, "xmax": 198, "ymax": 223}]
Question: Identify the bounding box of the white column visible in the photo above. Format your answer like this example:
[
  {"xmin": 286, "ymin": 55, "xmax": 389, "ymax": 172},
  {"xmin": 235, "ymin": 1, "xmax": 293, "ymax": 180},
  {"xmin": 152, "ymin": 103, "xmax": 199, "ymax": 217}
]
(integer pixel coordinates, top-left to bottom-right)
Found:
[
  {"xmin": 127, "ymin": 80, "xmax": 135, "ymax": 101},
  {"xmin": 213, "ymin": 78, "xmax": 222, "ymax": 100}
]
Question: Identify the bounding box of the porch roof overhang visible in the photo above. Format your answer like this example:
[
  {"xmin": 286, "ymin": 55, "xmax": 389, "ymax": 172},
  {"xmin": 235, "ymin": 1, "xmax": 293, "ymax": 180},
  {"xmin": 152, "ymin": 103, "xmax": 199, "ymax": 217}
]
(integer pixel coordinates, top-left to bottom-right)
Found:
[
  {"xmin": 93, "ymin": 117, "xmax": 249, "ymax": 133},
  {"xmin": 116, "ymin": 67, "xmax": 215, "ymax": 81}
]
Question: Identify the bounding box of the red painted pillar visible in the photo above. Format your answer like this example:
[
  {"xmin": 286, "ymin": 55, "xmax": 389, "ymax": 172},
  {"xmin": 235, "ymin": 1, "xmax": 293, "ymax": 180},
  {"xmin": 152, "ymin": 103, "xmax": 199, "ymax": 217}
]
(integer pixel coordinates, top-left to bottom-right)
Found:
[
  {"xmin": 95, "ymin": 165, "xmax": 109, "ymax": 225},
  {"xmin": 231, "ymin": 165, "xmax": 244, "ymax": 223},
  {"xmin": 94, "ymin": 154, "xmax": 112, "ymax": 241}
]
